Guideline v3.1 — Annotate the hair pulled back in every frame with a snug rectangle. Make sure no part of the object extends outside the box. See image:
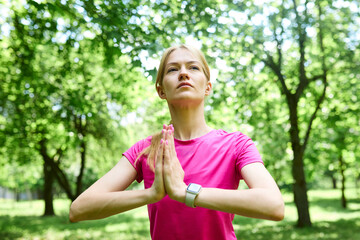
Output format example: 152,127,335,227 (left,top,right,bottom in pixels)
135,44,211,172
